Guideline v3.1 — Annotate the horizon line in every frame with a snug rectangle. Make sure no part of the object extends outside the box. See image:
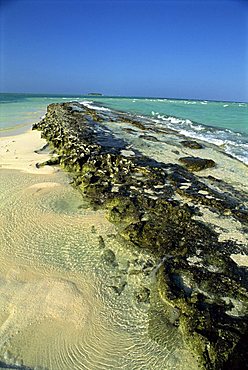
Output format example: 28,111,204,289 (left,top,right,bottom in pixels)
0,91,247,104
